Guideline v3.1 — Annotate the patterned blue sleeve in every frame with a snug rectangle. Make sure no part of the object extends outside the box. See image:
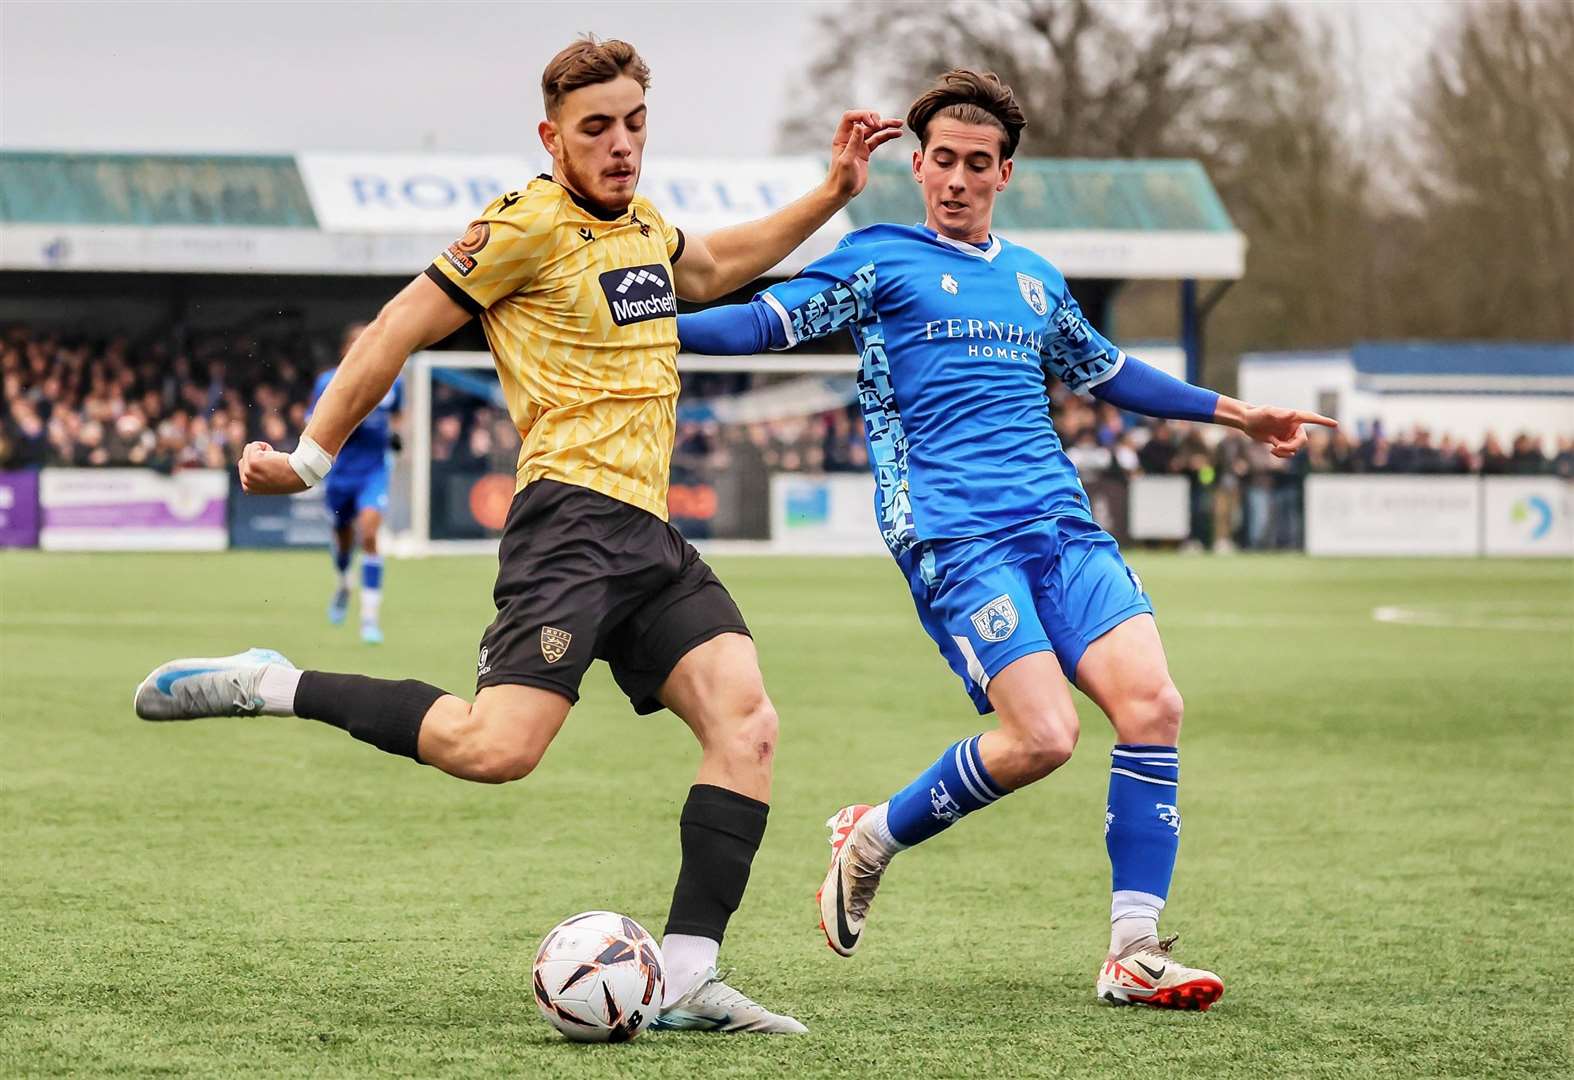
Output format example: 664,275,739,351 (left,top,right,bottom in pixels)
756,237,879,349
1040,288,1126,392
